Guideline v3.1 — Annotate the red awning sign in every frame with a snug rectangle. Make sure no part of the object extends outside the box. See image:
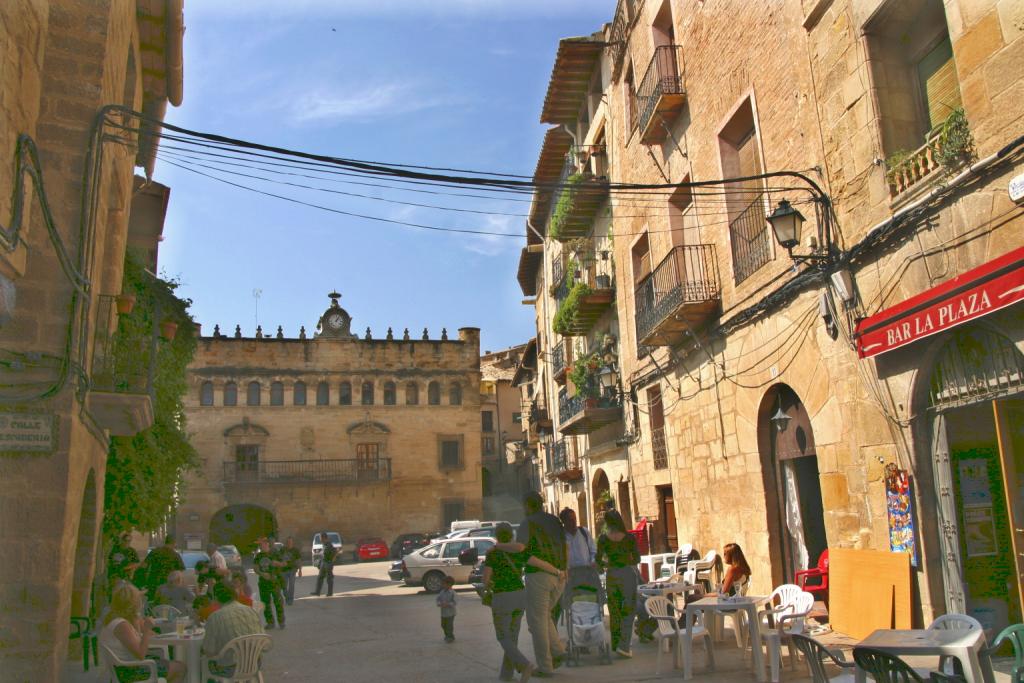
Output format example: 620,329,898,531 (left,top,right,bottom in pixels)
854,246,1024,359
